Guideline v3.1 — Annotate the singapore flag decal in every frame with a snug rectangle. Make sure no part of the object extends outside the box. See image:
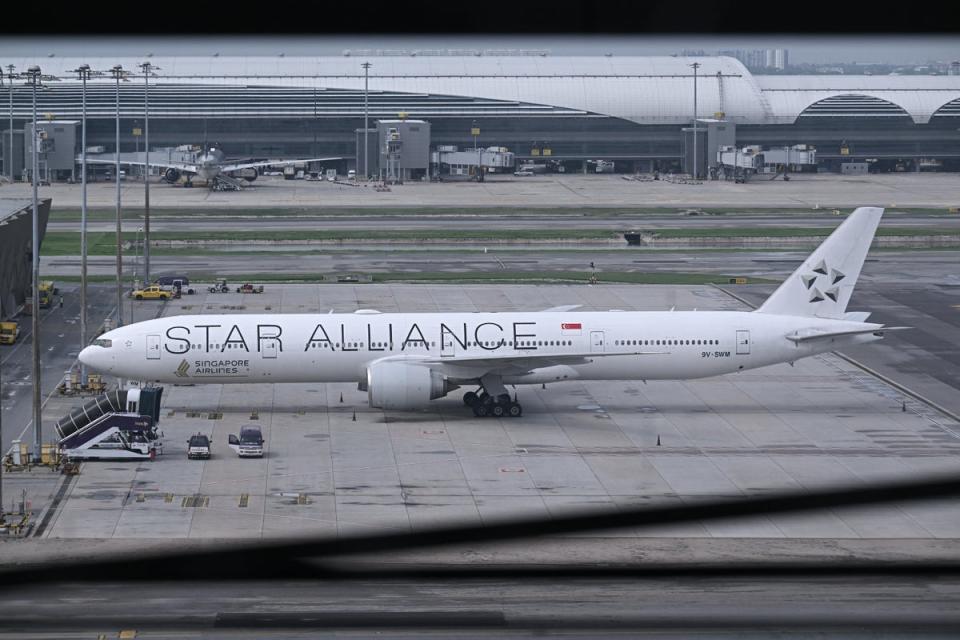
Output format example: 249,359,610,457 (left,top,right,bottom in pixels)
561,321,582,336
